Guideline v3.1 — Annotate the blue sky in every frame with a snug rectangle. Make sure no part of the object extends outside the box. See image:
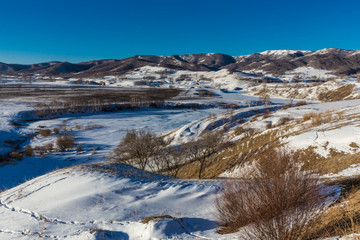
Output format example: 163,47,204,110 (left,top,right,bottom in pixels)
0,0,359,64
